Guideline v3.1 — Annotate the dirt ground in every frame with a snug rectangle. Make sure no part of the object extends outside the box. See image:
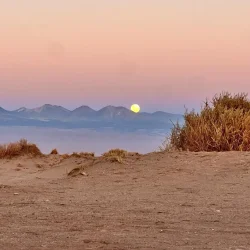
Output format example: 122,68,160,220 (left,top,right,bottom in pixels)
1,151,250,250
